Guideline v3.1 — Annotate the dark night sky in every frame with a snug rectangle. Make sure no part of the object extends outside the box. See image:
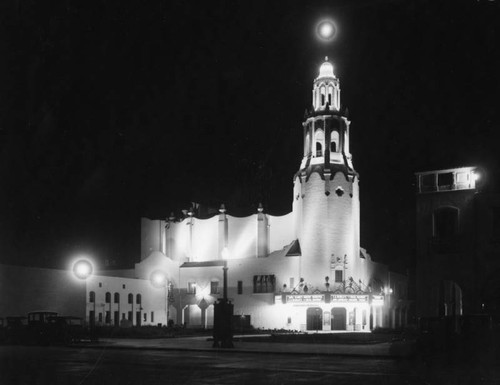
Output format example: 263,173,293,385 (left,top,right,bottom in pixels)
0,0,498,272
